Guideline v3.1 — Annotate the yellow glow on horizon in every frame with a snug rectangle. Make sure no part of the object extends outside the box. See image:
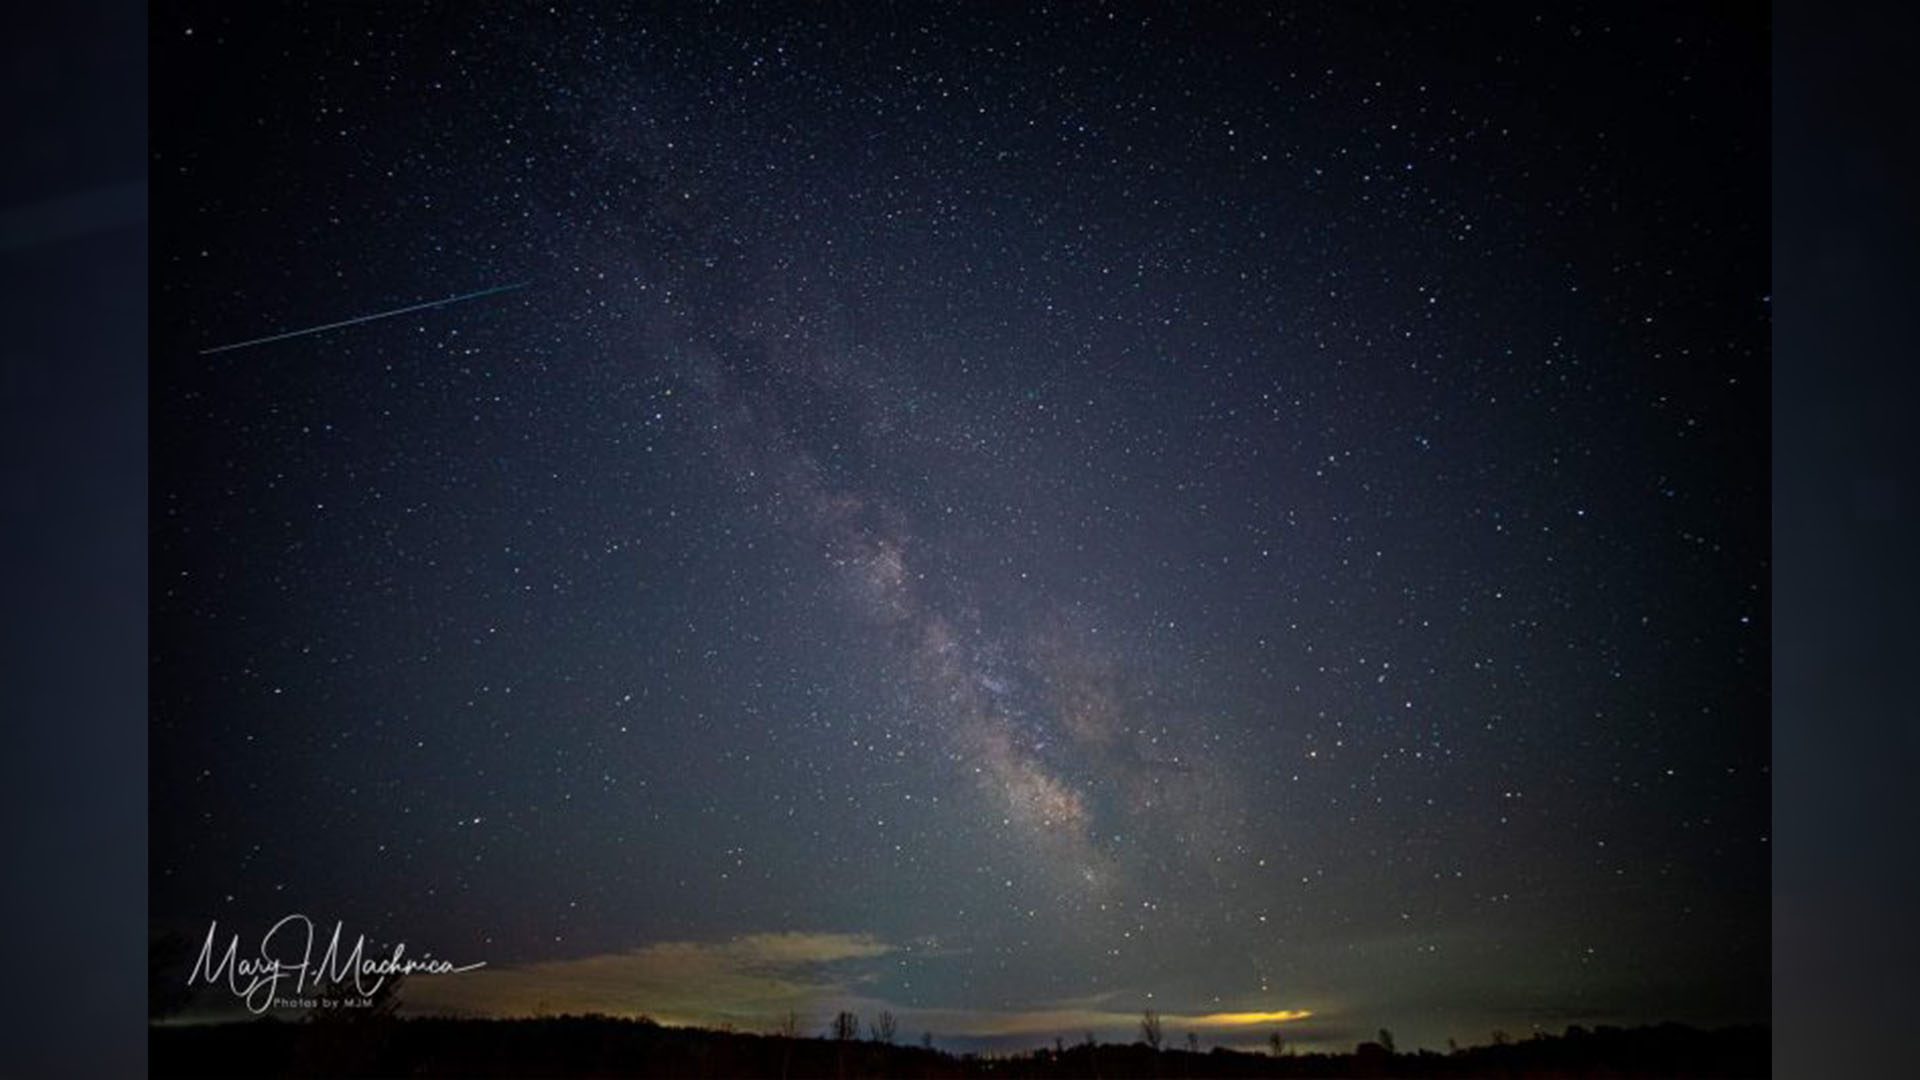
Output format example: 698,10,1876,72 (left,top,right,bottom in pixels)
1184,1009,1314,1028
